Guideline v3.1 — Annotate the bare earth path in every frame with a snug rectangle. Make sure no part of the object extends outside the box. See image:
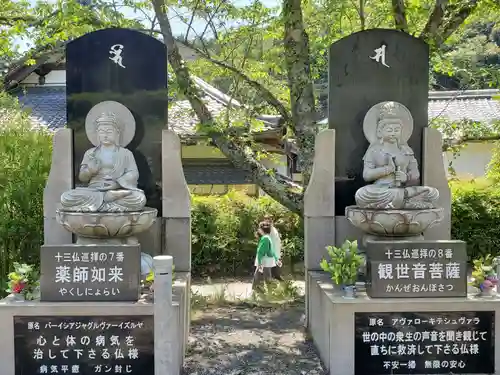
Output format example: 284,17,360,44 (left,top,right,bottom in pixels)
182,302,327,375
